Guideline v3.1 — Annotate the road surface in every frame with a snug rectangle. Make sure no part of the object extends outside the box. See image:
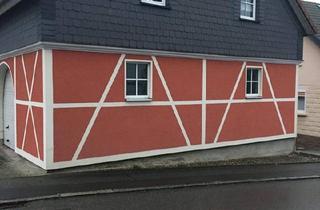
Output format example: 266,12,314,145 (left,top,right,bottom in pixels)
11,178,320,210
